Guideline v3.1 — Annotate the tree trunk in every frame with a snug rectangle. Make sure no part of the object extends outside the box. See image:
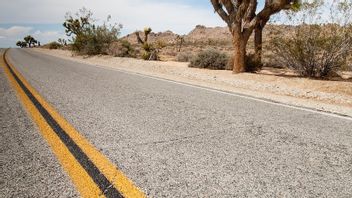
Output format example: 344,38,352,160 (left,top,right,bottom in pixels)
254,18,268,67
232,32,247,73
254,26,263,65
